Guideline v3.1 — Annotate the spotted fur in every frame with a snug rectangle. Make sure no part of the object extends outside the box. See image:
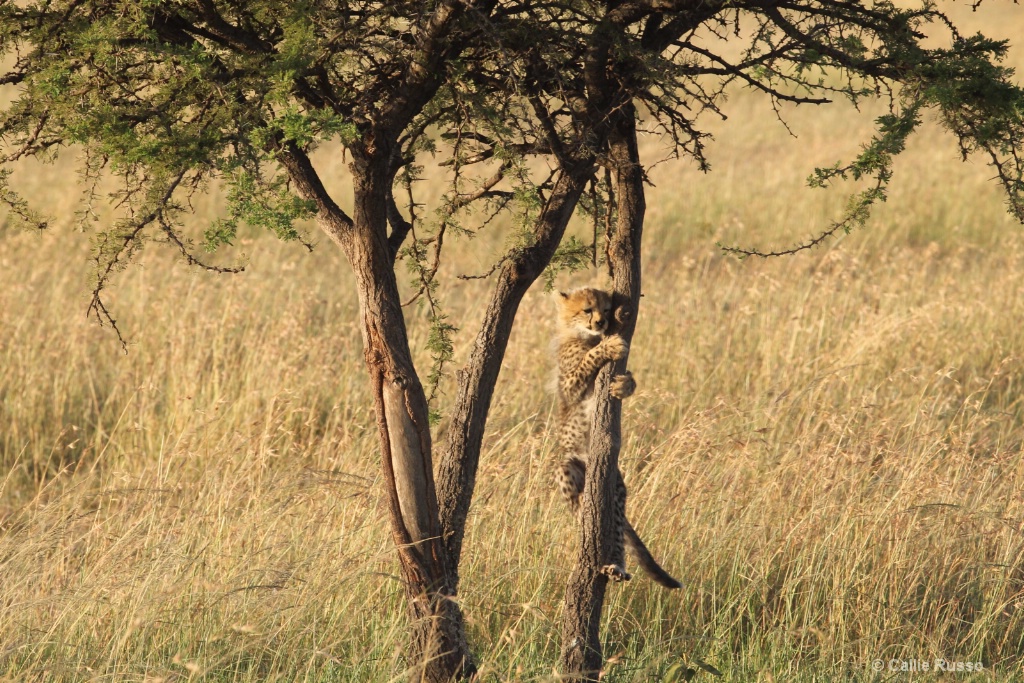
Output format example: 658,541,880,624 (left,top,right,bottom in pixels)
553,287,681,589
